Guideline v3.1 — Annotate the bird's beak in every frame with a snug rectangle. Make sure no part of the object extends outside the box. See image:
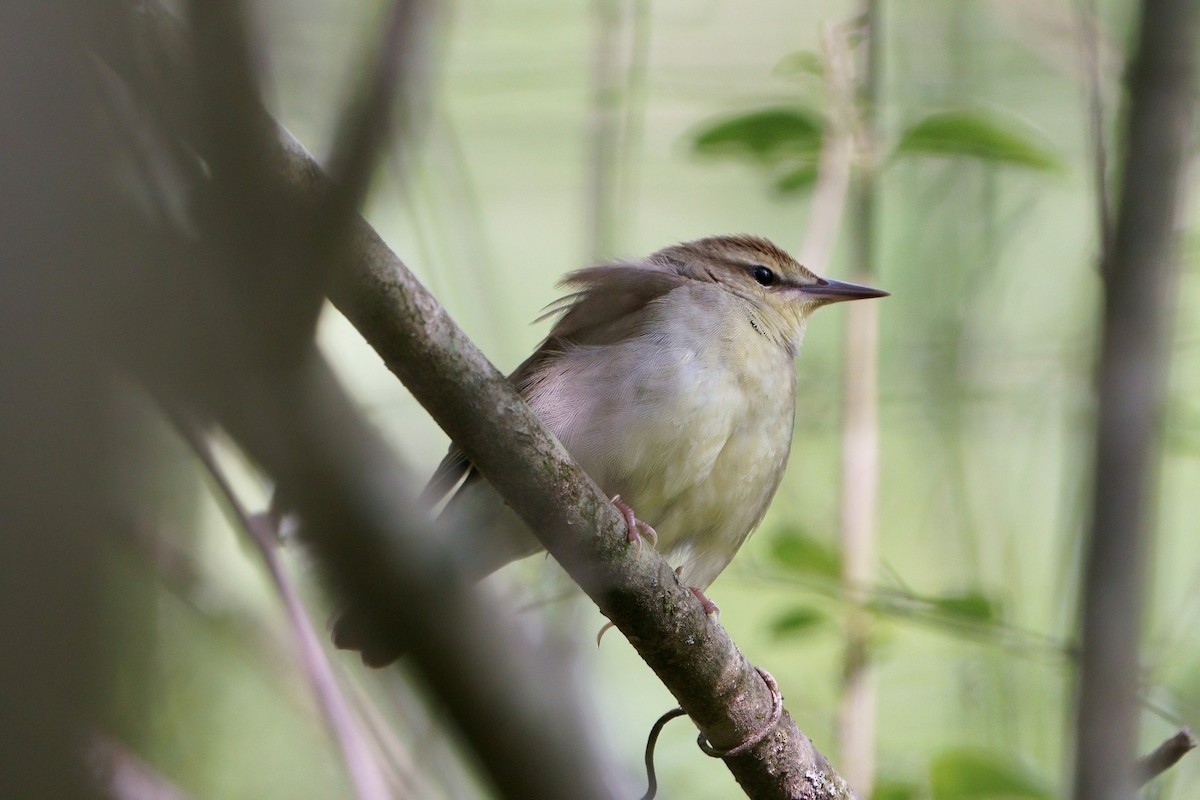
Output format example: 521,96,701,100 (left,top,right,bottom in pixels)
799,277,889,304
